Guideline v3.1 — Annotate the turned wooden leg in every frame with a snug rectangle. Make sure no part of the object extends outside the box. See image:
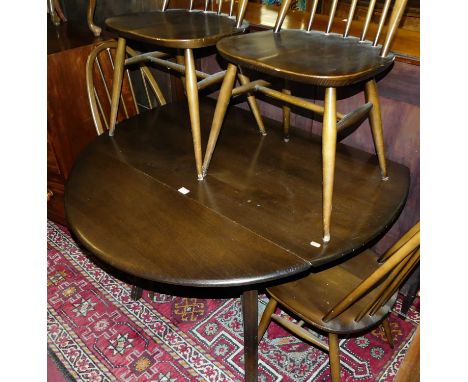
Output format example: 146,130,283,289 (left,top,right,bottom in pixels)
322,87,337,243
53,0,67,22
108,38,126,136
202,63,238,177
258,298,277,341
242,290,258,382
48,0,61,25
131,286,143,301
237,72,266,136
382,317,394,348
282,87,291,142
184,49,203,180
365,79,388,180
176,52,186,89
87,0,102,37
328,333,341,382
